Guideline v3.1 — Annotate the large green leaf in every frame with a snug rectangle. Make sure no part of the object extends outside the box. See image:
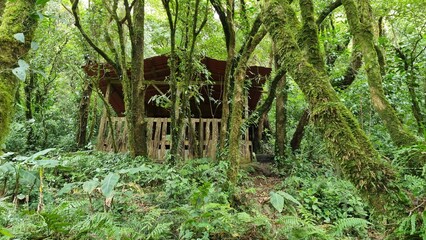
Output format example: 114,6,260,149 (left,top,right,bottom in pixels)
0,162,14,175
83,179,99,194
31,41,39,50
29,148,55,161
34,160,59,168
118,165,151,174
101,173,120,198
270,191,284,213
19,169,37,185
58,183,78,196
277,191,302,206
